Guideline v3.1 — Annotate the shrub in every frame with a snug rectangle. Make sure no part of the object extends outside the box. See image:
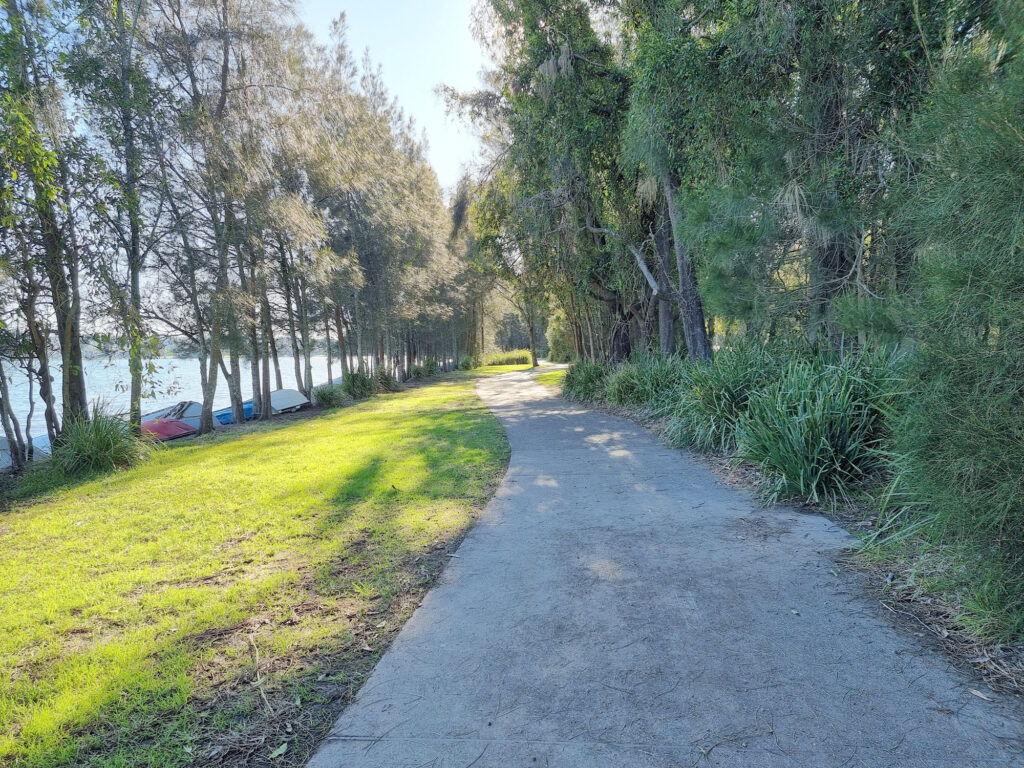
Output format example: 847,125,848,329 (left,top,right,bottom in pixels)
457,354,480,370
52,414,152,475
562,360,610,402
483,349,532,366
423,358,441,376
661,341,778,451
375,369,402,392
603,353,690,409
312,383,352,408
735,350,904,504
545,312,576,363
340,370,378,399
